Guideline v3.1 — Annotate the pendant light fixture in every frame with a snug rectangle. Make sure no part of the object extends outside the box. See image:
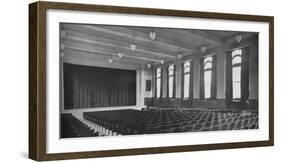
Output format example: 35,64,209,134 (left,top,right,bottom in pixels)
177,47,182,59
147,63,151,68
130,36,136,51
60,43,65,50
60,29,66,38
200,38,206,53
149,30,156,40
108,56,113,63
118,45,123,58
235,33,242,43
